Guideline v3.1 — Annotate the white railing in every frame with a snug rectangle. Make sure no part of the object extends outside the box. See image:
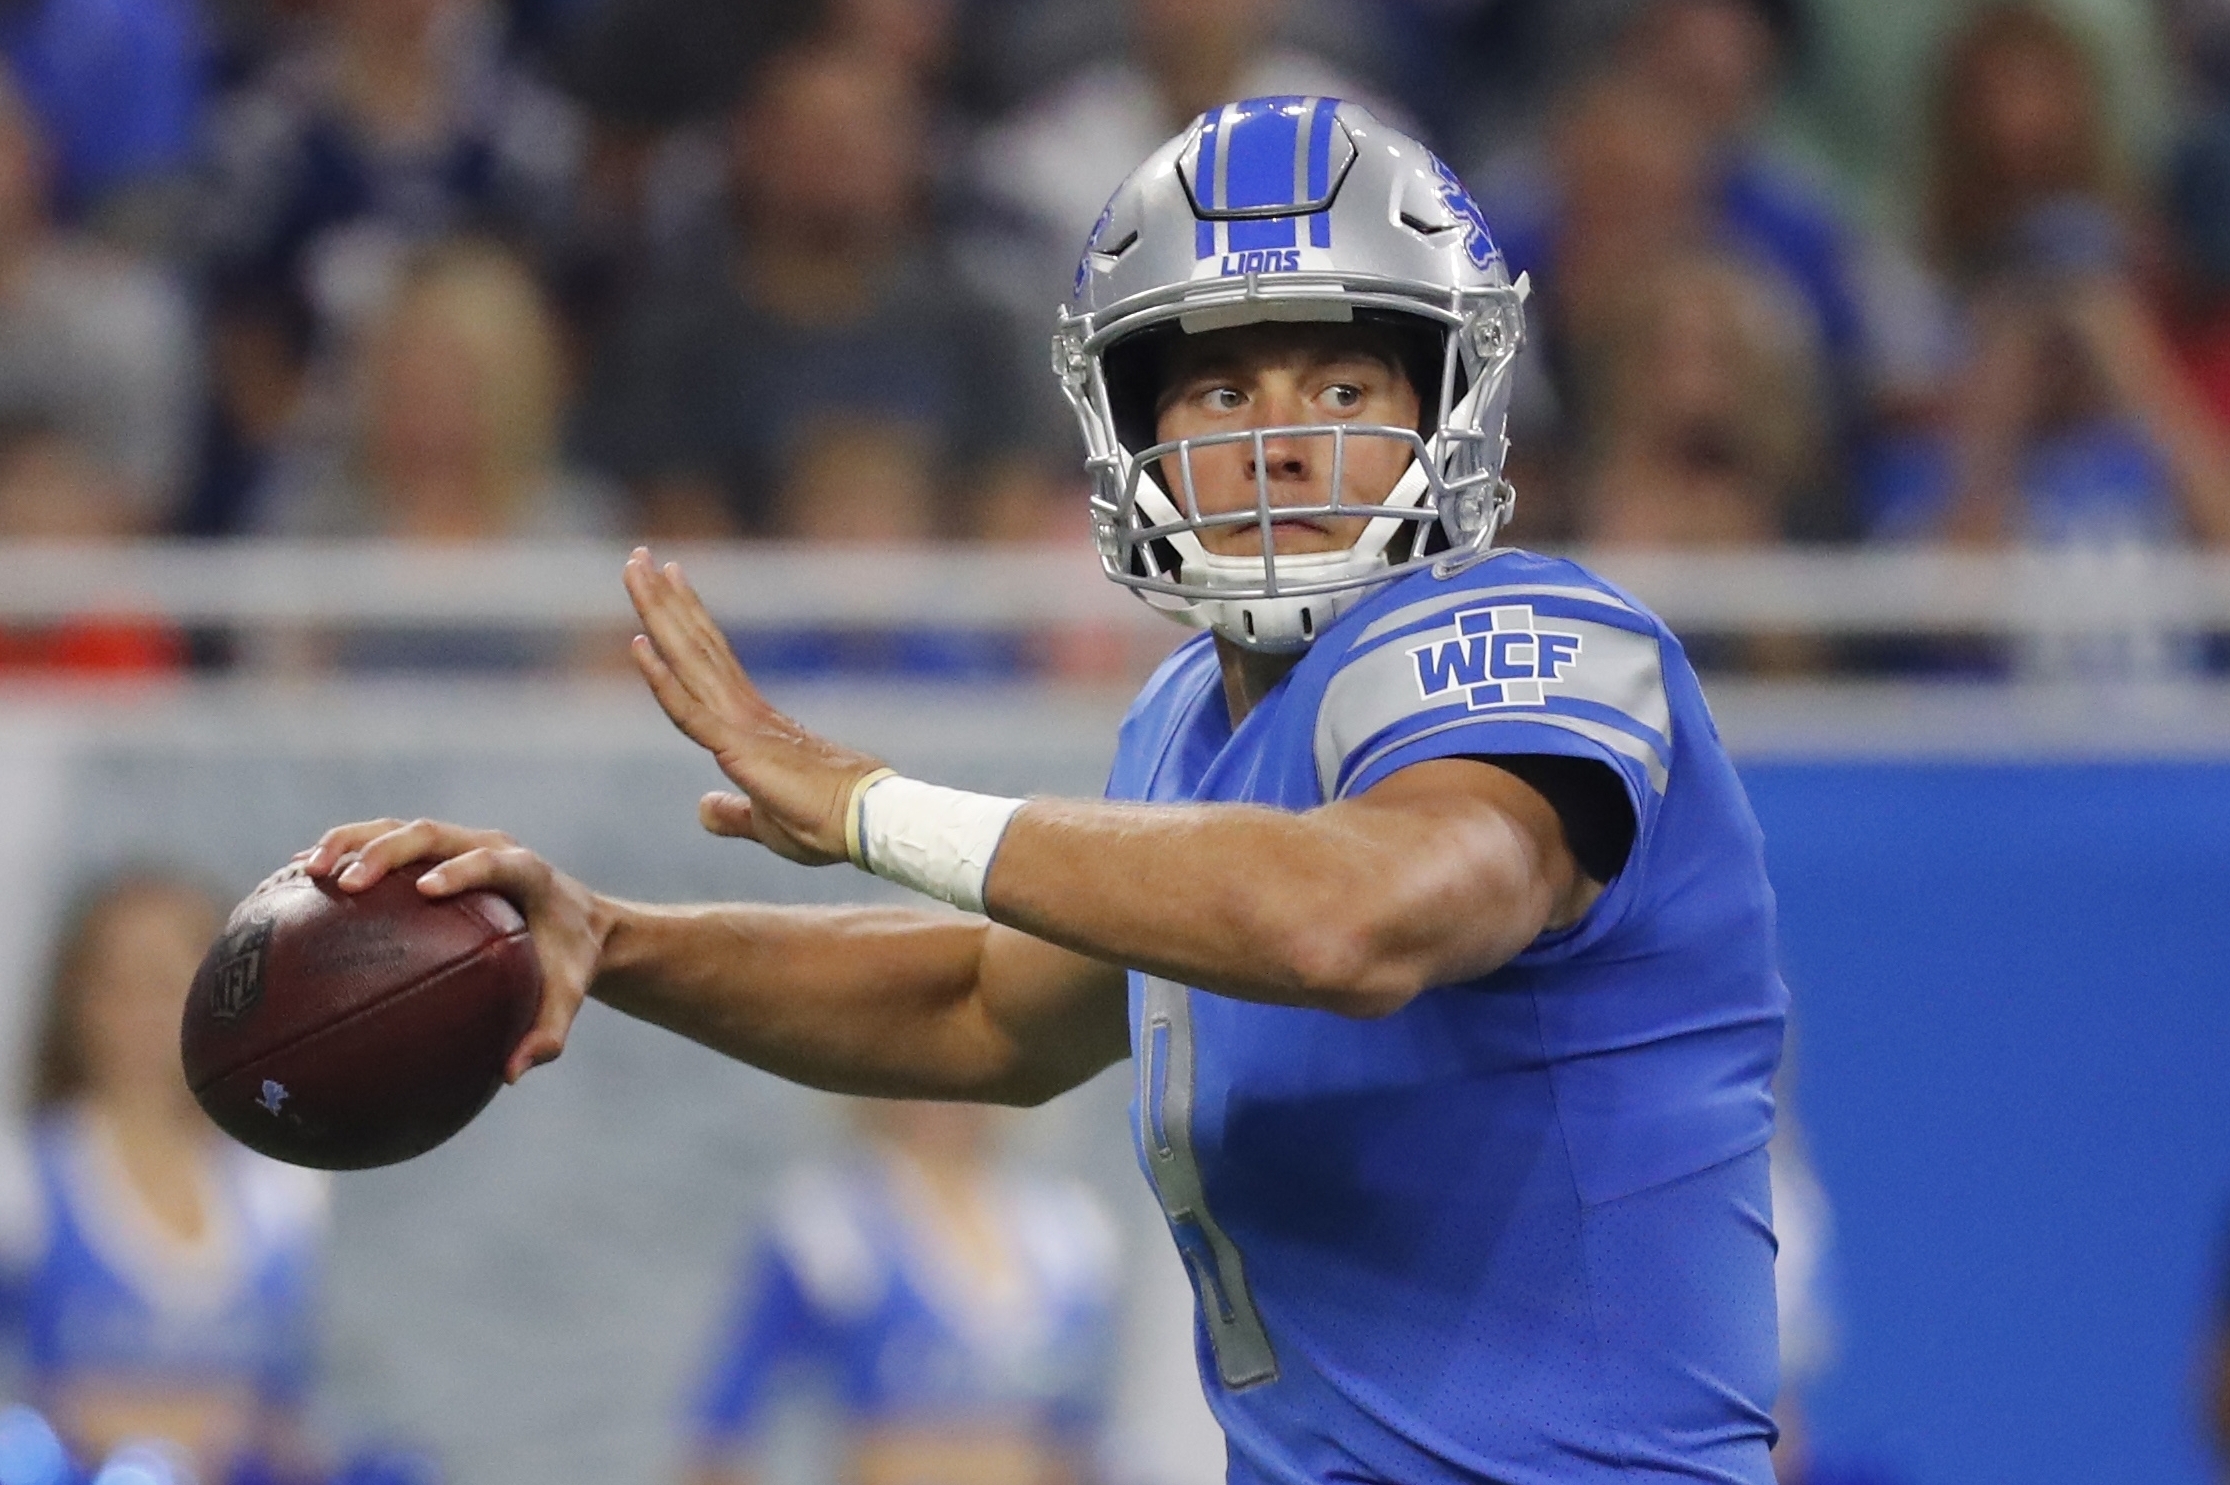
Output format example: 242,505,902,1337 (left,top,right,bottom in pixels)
4,540,2230,635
